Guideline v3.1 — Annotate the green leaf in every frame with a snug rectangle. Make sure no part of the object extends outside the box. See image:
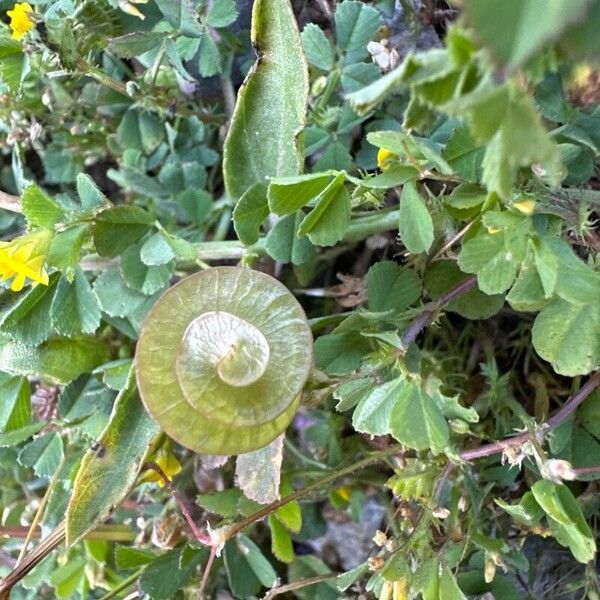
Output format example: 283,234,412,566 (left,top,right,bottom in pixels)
93,268,148,318
115,546,156,570
205,0,238,28
108,32,165,58
223,539,263,597
0,38,29,93
198,31,222,77
0,422,45,447
442,126,484,182
337,562,369,592
50,269,102,337
0,372,31,432
21,184,66,228
481,91,562,200
334,378,374,412
341,62,381,93
389,380,449,453
238,534,278,588
353,378,405,436
495,491,544,527
0,274,60,345
18,432,64,478
154,0,204,37
268,172,333,215
76,173,108,210
301,24,334,70
315,331,370,375
314,140,353,171
66,368,160,545
139,233,176,266
367,260,422,312
269,514,295,563
532,298,600,376
233,182,269,245
288,556,337,600
458,225,528,294
0,337,109,383
92,206,154,258
197,488,242,518
47,226,88,271
121,244,173,296
139,546,206,599
463,0,592,69
265,212,315,265
223,0,309,199
399,181,434,254
425,260,504,320
297,175,351,246
334,0,380,56
531,480,596,563
440,565,467,600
